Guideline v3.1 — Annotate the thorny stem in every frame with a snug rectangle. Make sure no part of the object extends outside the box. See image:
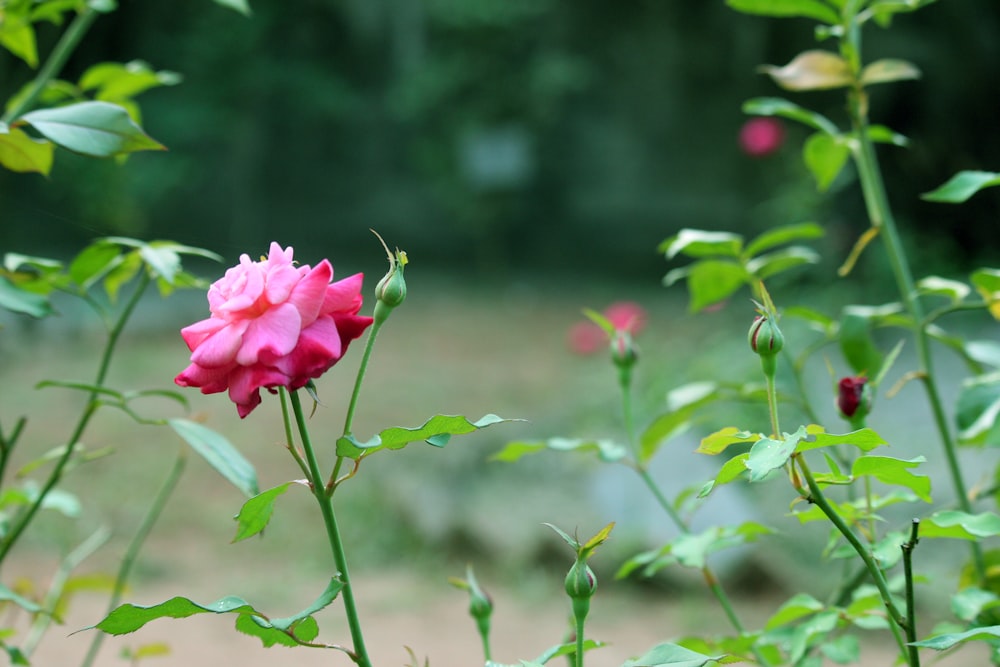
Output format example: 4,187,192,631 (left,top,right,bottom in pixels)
0,272,151,565
290,390,372,667
841,6,984,584
80,451,186,667
902,519,922,667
